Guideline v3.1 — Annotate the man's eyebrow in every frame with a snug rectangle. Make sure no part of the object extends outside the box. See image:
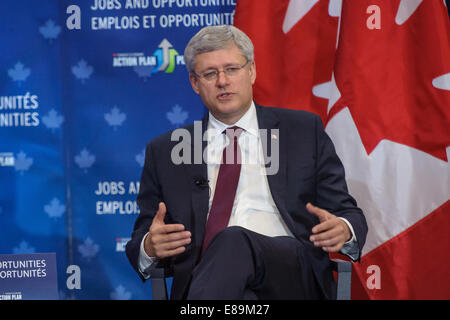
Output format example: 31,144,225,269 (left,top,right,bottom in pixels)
200,62,244,72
